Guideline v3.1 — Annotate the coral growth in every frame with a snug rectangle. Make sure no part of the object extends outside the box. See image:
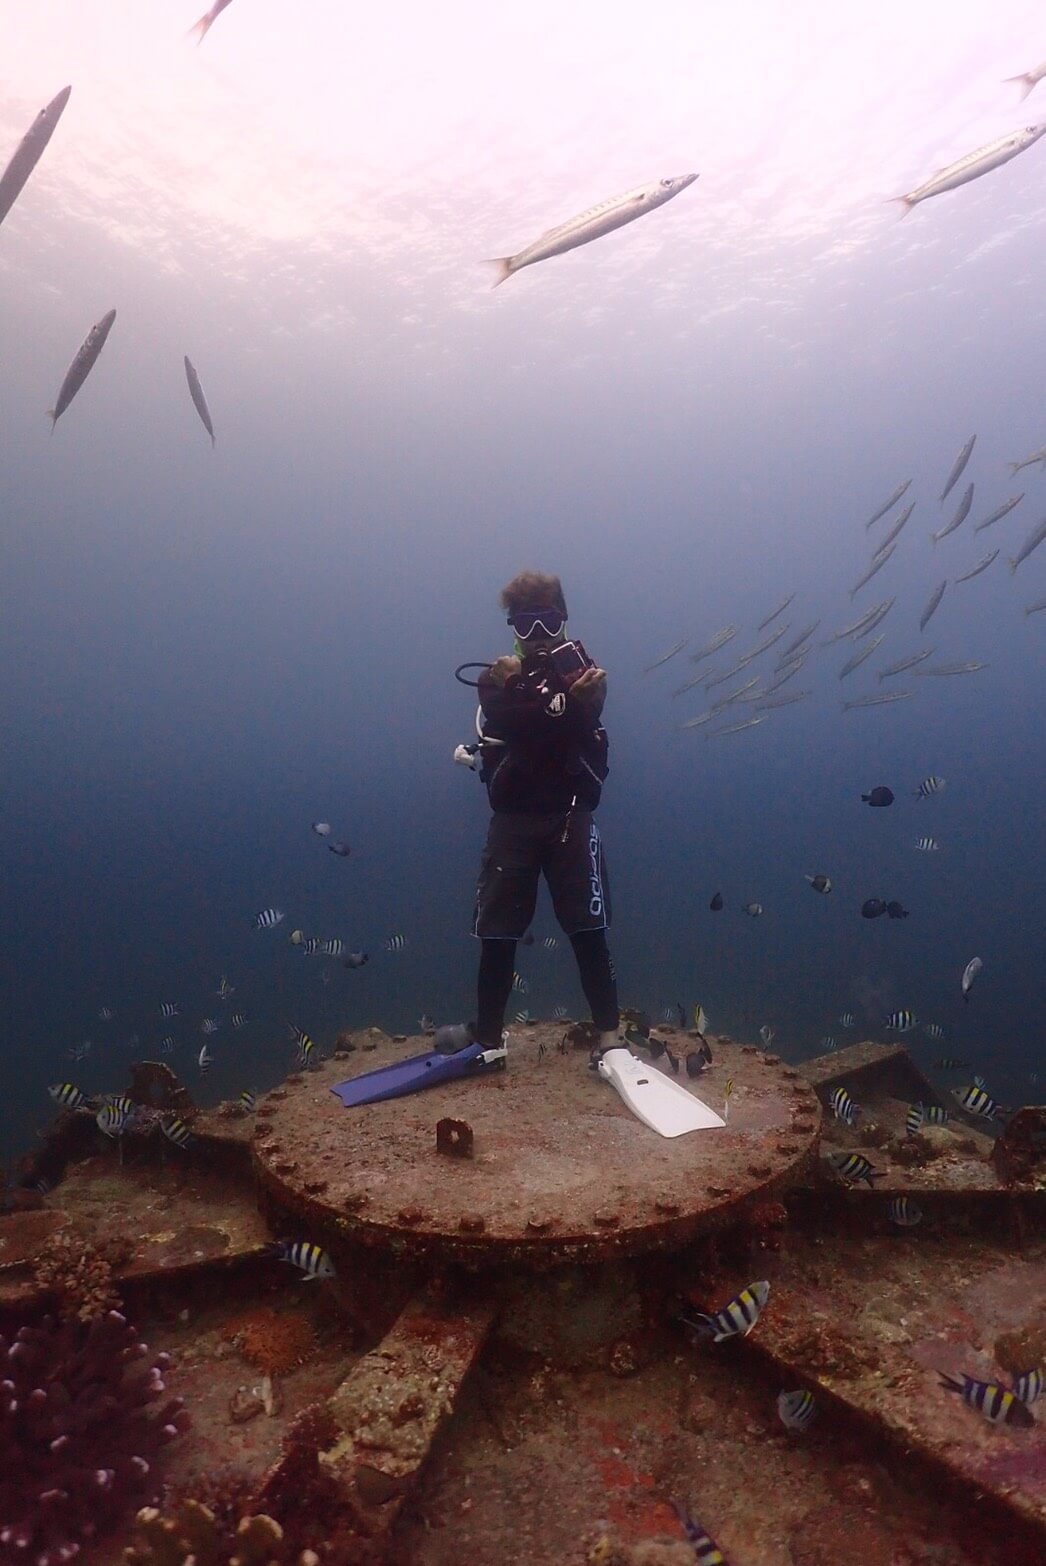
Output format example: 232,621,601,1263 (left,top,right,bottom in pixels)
0,1310,189,1566
31,1228,133,1322
224,1308,318,1376
125,1500,320,1565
